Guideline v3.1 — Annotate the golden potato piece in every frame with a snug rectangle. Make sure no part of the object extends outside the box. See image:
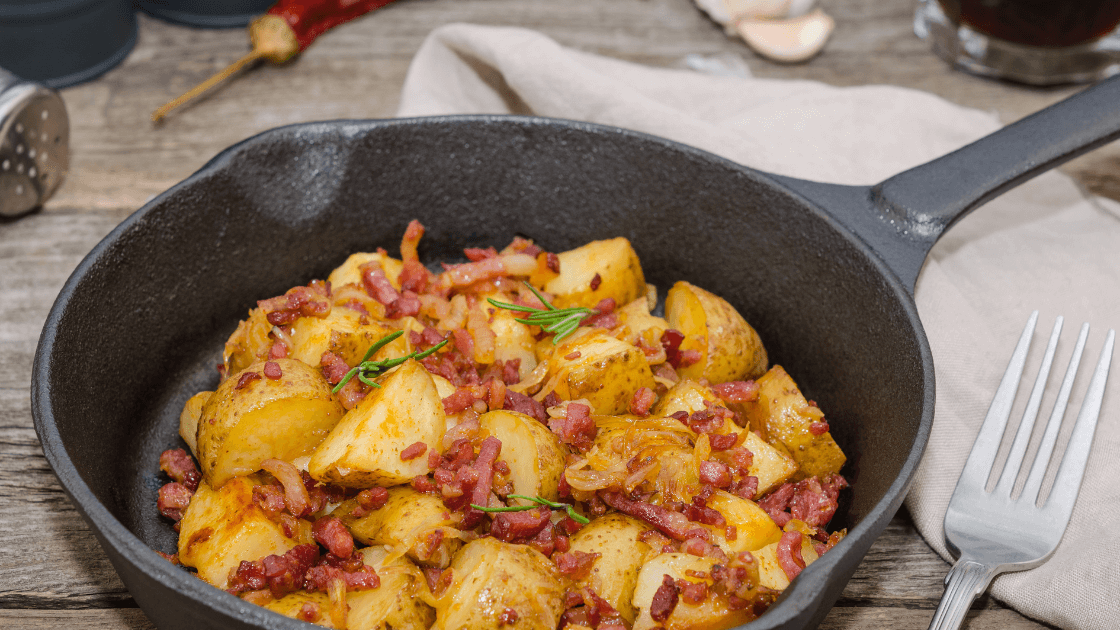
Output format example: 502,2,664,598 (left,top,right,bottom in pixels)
479,410,567,503
542,328,655,415
263,591,338,628
197,359,344,488
740,431,798,496
632,553,771,630
178,390,212,459
486,304,539,379
349,547,437,630
612,298,669,362
665,281,768,383
328,251,404,290
308,359,445,487
704,490,782,553
178,476,313,589
434,537,565,630
223,307,273,378
742,365,845,480
567,513,653,622
338,486,462,568
544,237,646,310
